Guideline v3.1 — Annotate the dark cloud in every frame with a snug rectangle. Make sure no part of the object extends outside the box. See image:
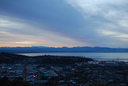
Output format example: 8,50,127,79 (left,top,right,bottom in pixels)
0,0,85,31
0,0,128,47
